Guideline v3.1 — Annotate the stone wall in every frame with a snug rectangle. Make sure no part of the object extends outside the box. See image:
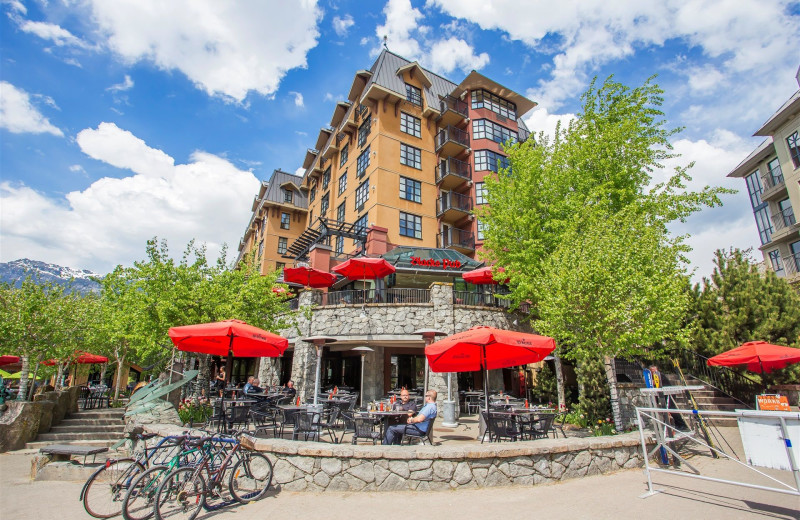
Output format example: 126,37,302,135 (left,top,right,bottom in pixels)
617,383,650,430
0,386,81,452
